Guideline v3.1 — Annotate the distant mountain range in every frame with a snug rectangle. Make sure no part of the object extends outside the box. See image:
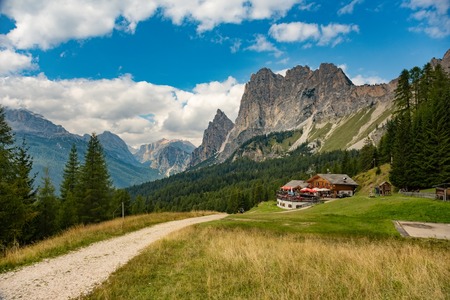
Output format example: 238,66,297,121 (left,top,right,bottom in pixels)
4,108,193,189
